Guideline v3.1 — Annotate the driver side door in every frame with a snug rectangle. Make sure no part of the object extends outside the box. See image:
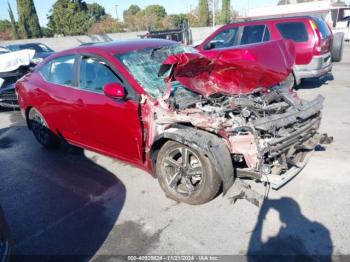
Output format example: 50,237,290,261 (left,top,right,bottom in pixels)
72,55,143,164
